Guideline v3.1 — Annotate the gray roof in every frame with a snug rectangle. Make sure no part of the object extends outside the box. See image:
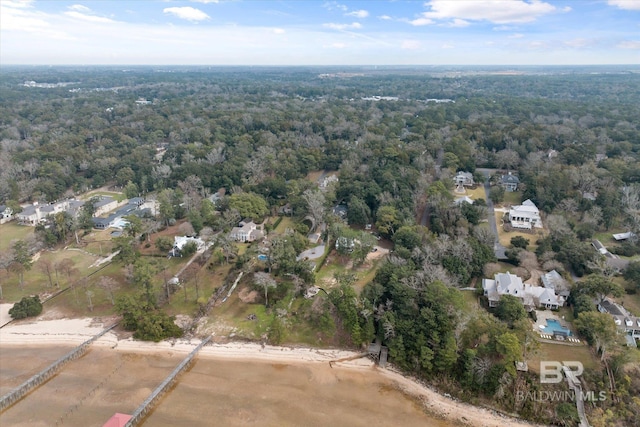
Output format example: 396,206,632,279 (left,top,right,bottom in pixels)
501,174,520,184
93,196,115,208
